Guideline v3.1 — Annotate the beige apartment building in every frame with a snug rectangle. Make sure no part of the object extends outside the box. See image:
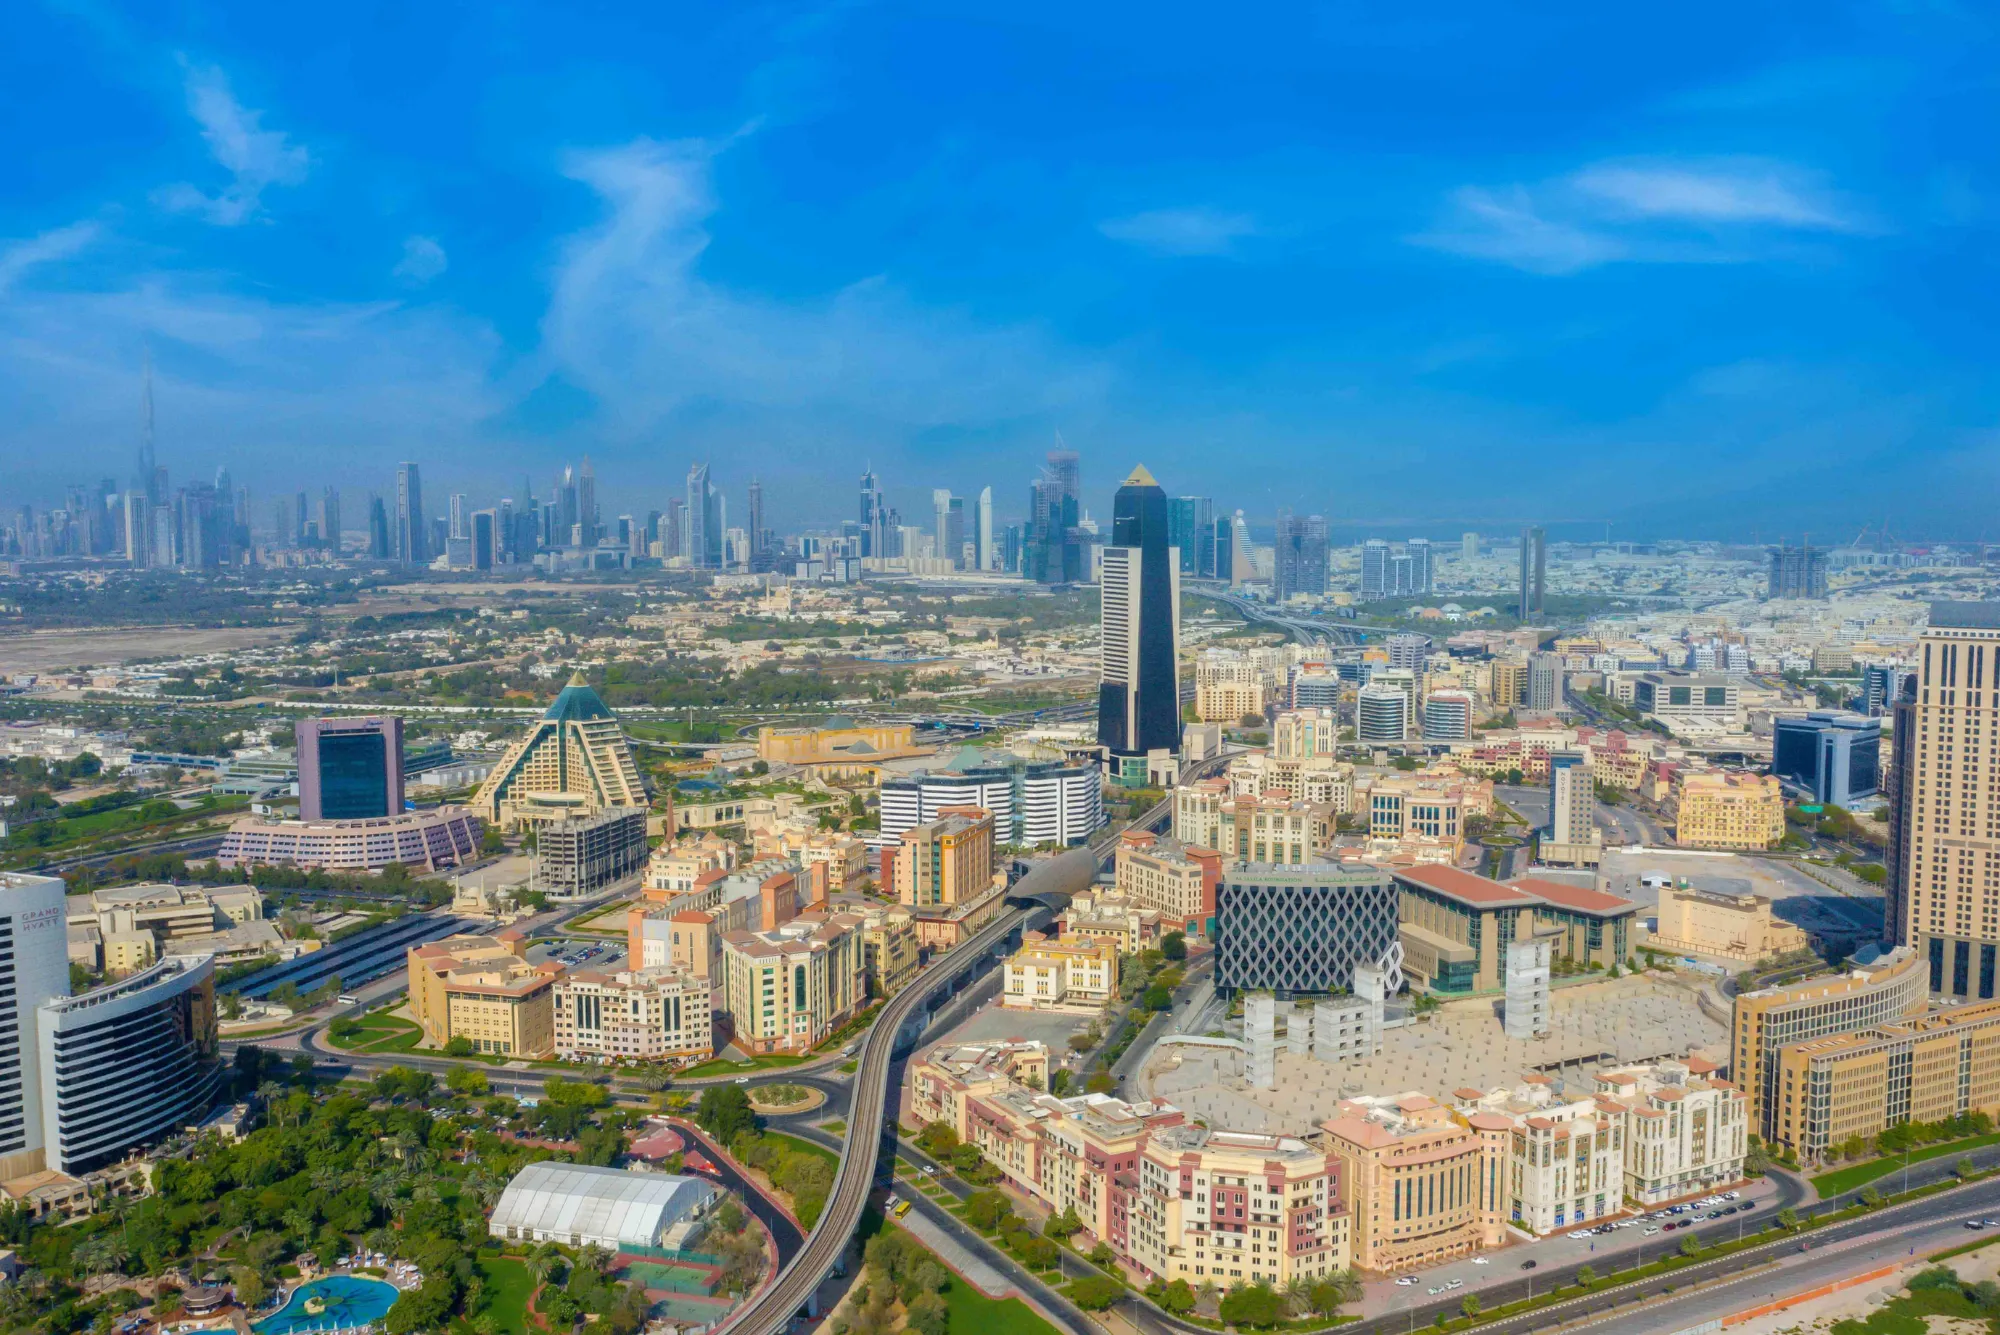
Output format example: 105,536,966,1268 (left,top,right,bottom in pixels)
1062,888,1164,953
553,966,713,1063
1128,1124,1349,1289
860,904,921,996
1229,795,1336,866
642,833,737,898
1354,772,1494,866
1647,880,1809,963
1173,778,1231,848
1272,708,1340,760
1002,935,1119,1012
407,932,563,1058
721,911,868,1054
1113,831,1221,936
1731,945,1929,1141
1195,652,1267,724
1317,1093,1508,1273
1594,1059,1748,1205
1770,997,2000,1158
1227,752,1354,812
893,808,995,909
1674,771,1786,850
1449,1080,1626,1235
